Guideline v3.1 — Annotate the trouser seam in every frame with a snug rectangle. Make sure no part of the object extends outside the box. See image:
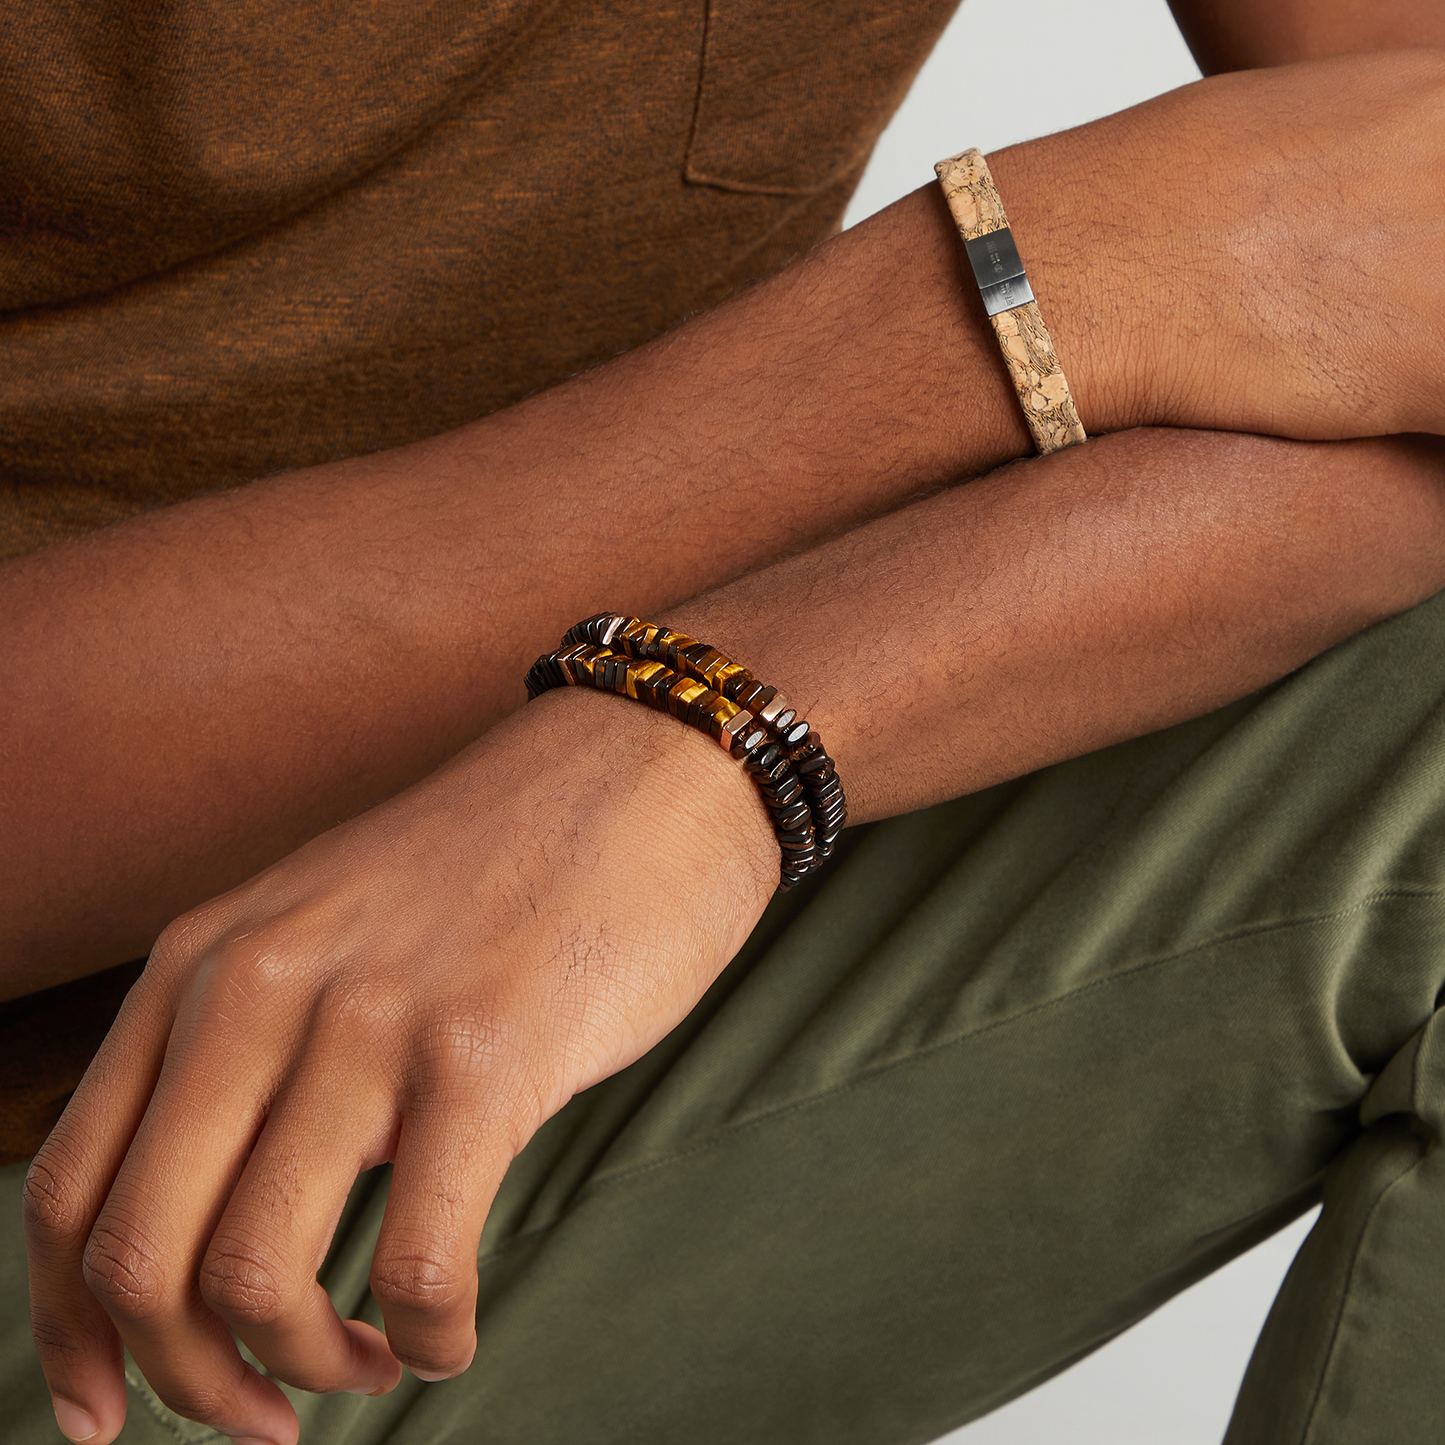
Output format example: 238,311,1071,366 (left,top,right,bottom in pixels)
1298,1147,1426,1445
